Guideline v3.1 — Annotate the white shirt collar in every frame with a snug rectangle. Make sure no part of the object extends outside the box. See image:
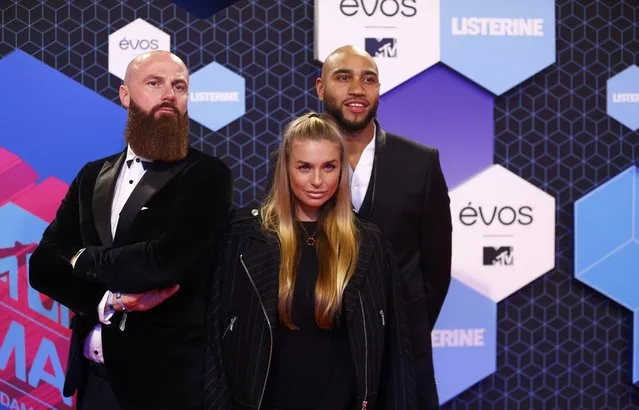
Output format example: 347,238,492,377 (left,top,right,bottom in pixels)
126,145,153,163
349,123,377,212
348,123,377,173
